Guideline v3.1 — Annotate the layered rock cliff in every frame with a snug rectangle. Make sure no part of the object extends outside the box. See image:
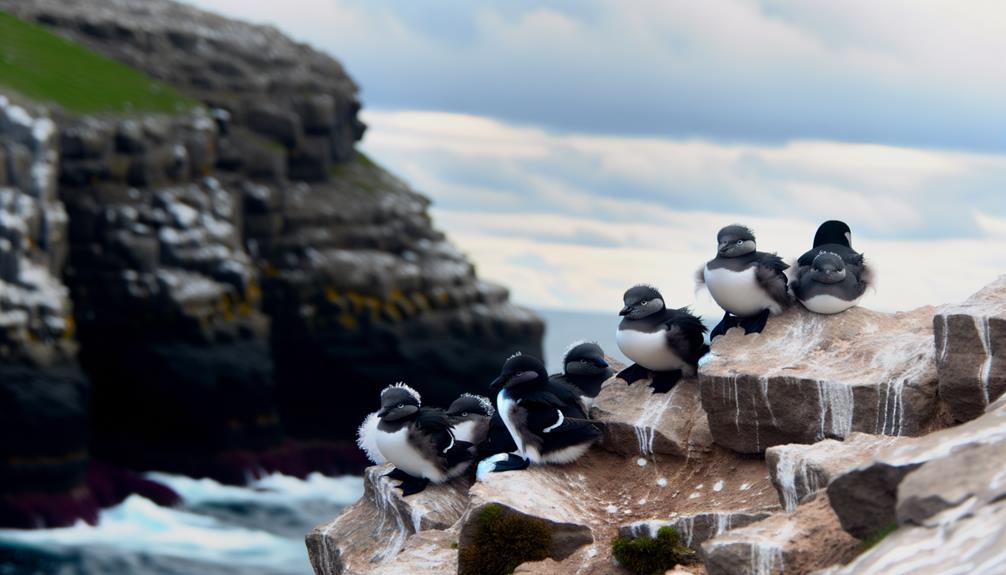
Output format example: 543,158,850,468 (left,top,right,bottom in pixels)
0,0,541,527
309,278,1005,575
